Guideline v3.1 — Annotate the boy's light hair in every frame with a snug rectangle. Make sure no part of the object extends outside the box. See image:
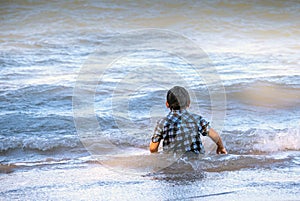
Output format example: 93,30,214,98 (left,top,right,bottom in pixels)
166,86,190,110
